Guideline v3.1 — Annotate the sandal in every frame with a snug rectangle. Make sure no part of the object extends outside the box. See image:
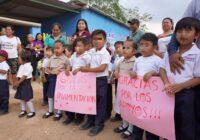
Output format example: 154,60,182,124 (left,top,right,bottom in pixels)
53,113,62,121
121,130,132,139
114,125,128,133
18,111,27,118
43,112,54,119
